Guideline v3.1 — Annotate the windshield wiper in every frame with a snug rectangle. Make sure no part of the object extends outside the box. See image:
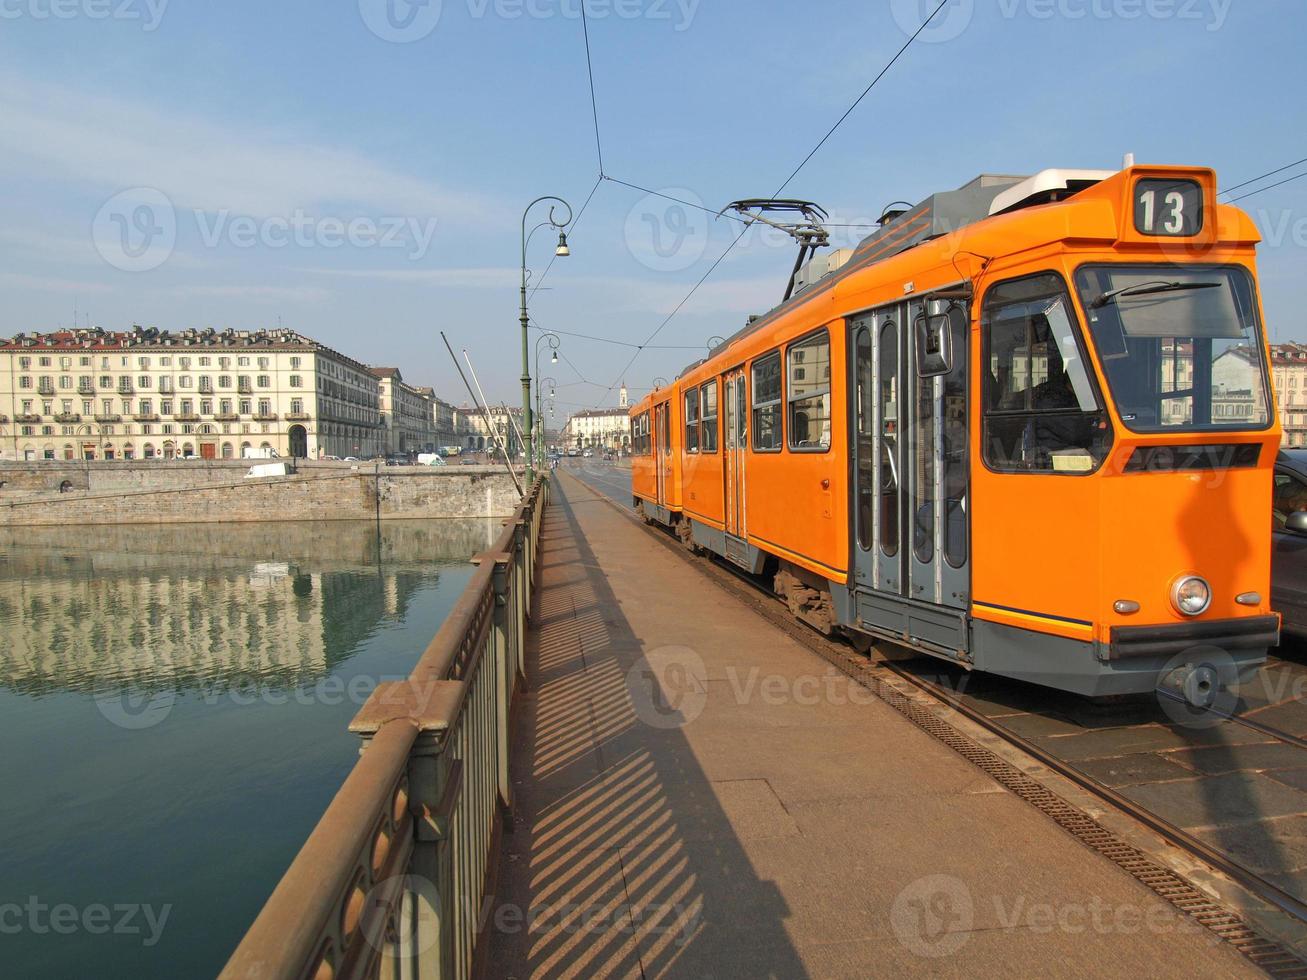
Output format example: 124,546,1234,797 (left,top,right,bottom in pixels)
1090,279,1221,309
